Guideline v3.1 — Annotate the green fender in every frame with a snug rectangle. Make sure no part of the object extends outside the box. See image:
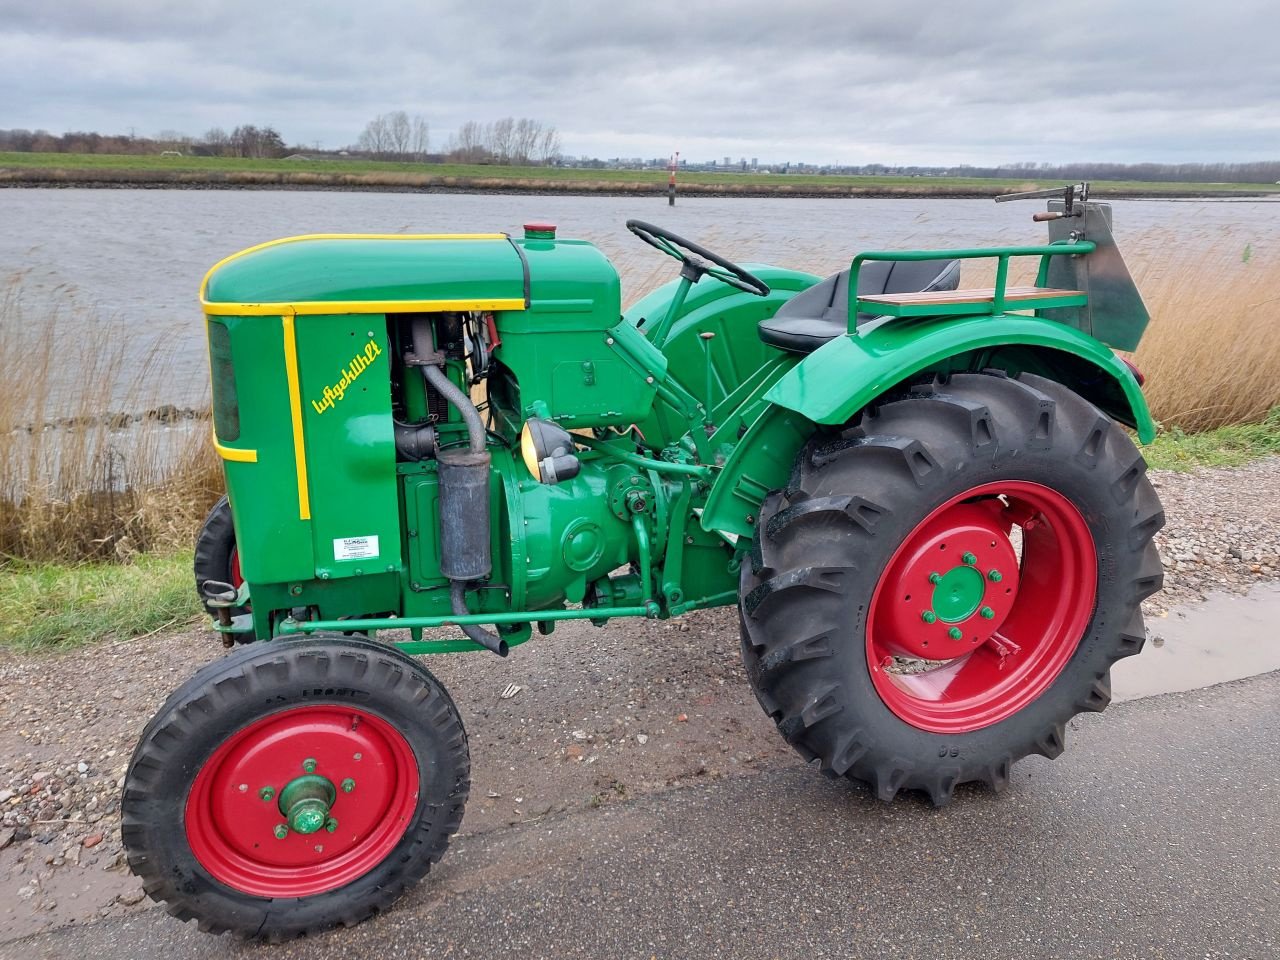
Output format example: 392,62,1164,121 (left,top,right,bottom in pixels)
701,314,1154,540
